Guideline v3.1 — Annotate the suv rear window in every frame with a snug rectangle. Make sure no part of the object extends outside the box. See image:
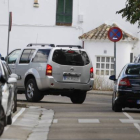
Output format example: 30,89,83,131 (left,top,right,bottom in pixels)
33,49,50,63
126,65,140,75
52,50,90,66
